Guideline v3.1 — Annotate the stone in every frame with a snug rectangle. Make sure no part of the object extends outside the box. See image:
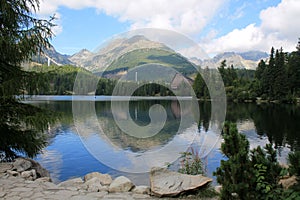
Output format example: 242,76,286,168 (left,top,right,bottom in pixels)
214,185,222,194
279,175,298,189
108,176,134,193
25,158,50,178
84,172,112,185
132,185,150,195
35,177,51,182
81,177,105,192
6,170,19,176
0,192,7,198
0,163,13,173
149,167,212,197
58,177,84,188
21,170,33,179
13,158,32,172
